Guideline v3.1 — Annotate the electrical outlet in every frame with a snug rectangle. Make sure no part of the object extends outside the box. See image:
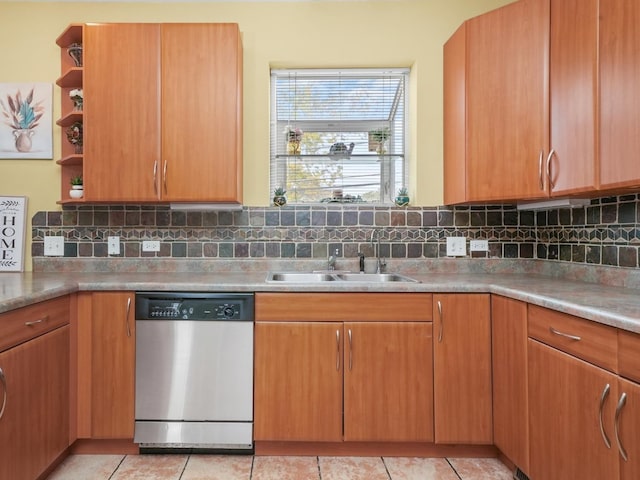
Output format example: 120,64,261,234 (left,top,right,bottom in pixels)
470,239,489,252
108,236,120,255
142,240,160,252
44,235,65,256
446,237,466,257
